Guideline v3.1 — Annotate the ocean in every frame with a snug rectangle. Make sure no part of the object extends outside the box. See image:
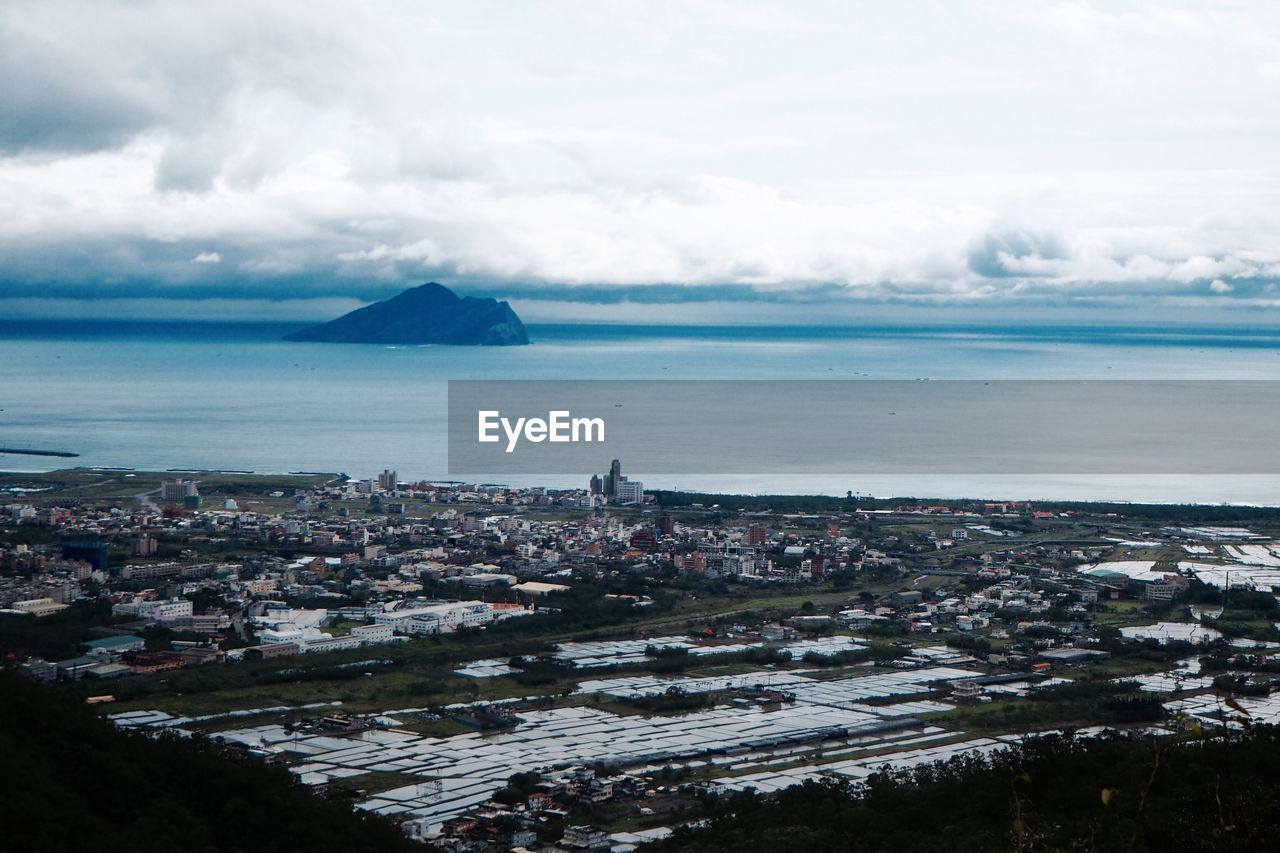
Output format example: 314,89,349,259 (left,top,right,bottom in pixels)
3,320,1280,503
